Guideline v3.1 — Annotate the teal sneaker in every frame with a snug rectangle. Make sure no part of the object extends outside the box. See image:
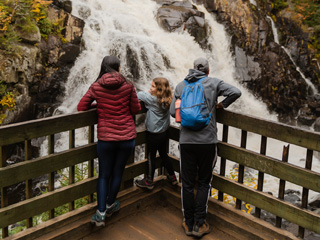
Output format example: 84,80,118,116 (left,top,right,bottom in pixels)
91,210,106,227
106,200,120,217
